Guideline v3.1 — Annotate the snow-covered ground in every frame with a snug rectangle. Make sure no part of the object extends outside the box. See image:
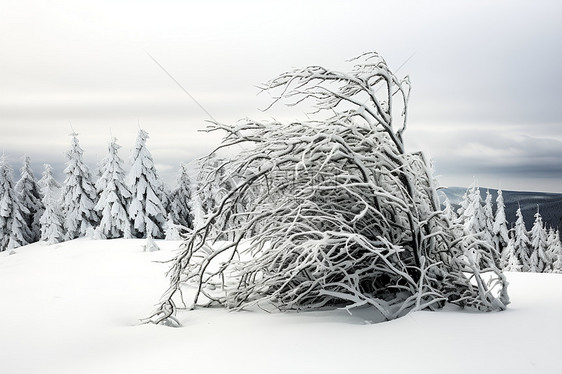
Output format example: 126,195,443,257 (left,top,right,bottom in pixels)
1,239,561,374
